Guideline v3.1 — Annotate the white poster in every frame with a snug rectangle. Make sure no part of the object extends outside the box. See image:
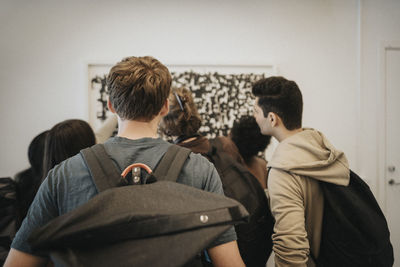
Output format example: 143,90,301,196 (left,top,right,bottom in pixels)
88,63,276,138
